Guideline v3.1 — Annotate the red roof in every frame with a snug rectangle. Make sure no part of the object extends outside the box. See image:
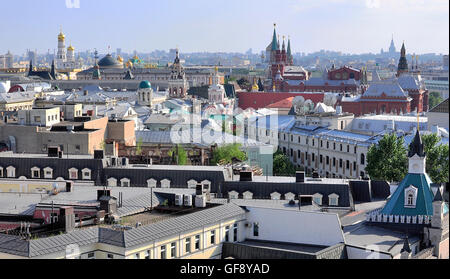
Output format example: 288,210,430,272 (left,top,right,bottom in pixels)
238,92,325,110
266,97,294,109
